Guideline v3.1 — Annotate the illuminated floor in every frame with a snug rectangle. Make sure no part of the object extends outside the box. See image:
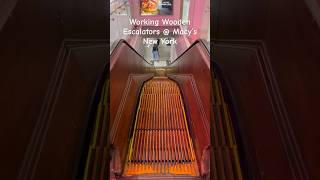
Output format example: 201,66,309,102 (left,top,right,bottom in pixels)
123,77,199,177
